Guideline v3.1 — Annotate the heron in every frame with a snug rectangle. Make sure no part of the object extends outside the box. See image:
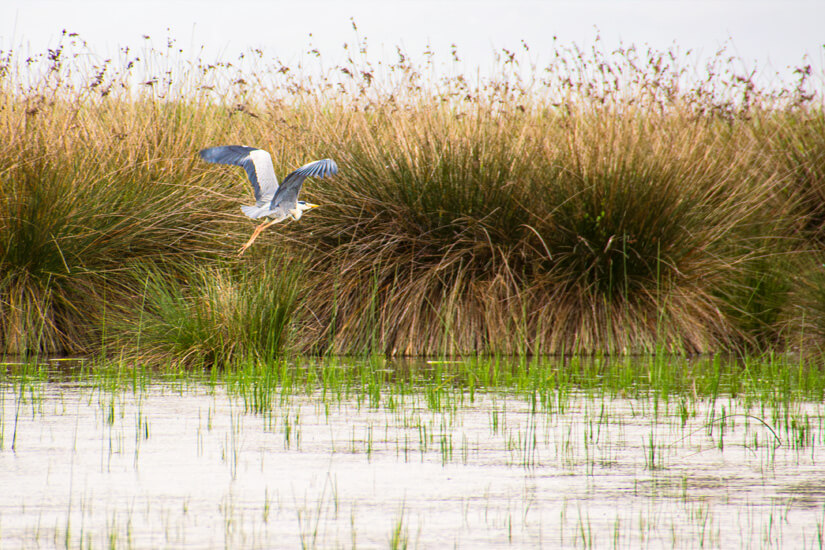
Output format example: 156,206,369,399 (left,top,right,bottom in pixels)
199,145,338,254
